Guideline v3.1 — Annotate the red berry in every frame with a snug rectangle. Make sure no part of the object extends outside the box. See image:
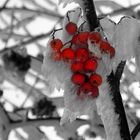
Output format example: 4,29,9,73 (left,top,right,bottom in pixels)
100,40,111,53
72,32,89,47
71,62,83,72
89,73,102,86
61,48,75,61
75,48,89,62
71,34,78,45
71,73,85,85
50,39,63,52
84,58,98,72
79,82,93,94
90,86,99,98
78,32,90,46
88,32,101,44
108,46,115,58
65,22,77,35
52,51,61,61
